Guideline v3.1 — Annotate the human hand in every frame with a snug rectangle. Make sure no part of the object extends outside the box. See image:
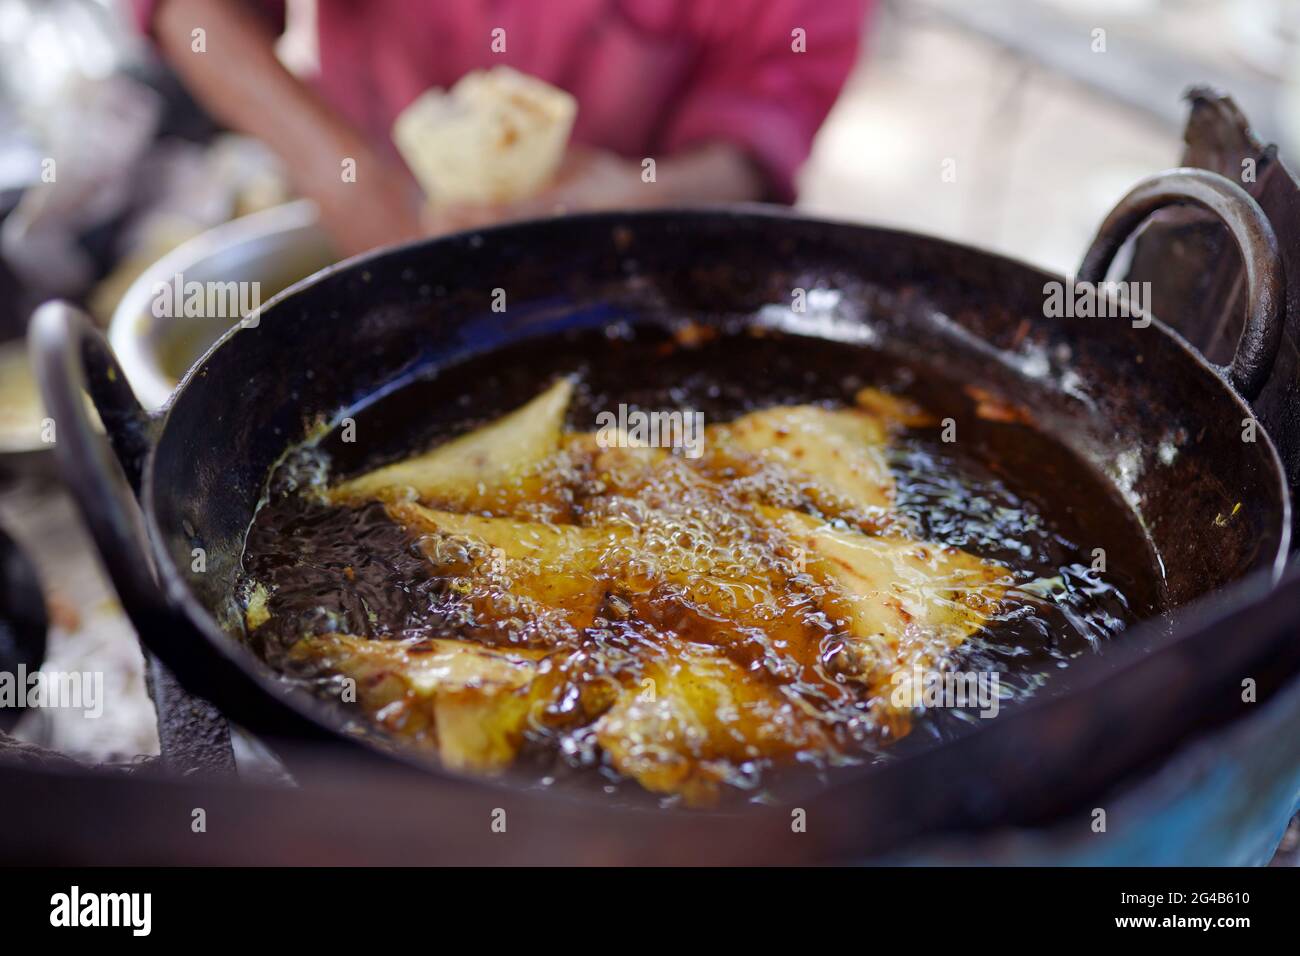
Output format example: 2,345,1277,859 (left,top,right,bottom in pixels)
423,146,649,236
310,159,426,258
